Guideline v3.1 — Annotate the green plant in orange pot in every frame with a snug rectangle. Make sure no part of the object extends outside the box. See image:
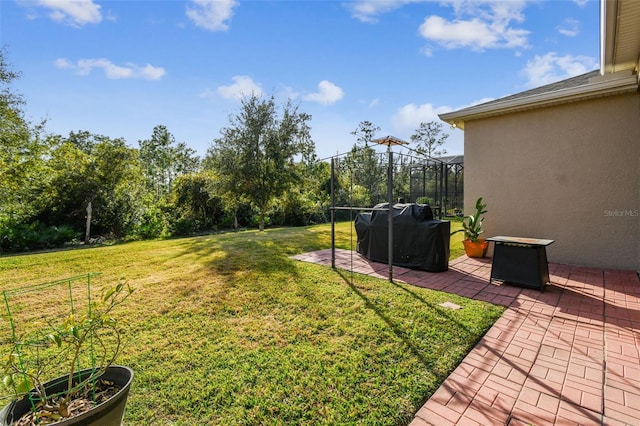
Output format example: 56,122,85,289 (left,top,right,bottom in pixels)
452,197,489,258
